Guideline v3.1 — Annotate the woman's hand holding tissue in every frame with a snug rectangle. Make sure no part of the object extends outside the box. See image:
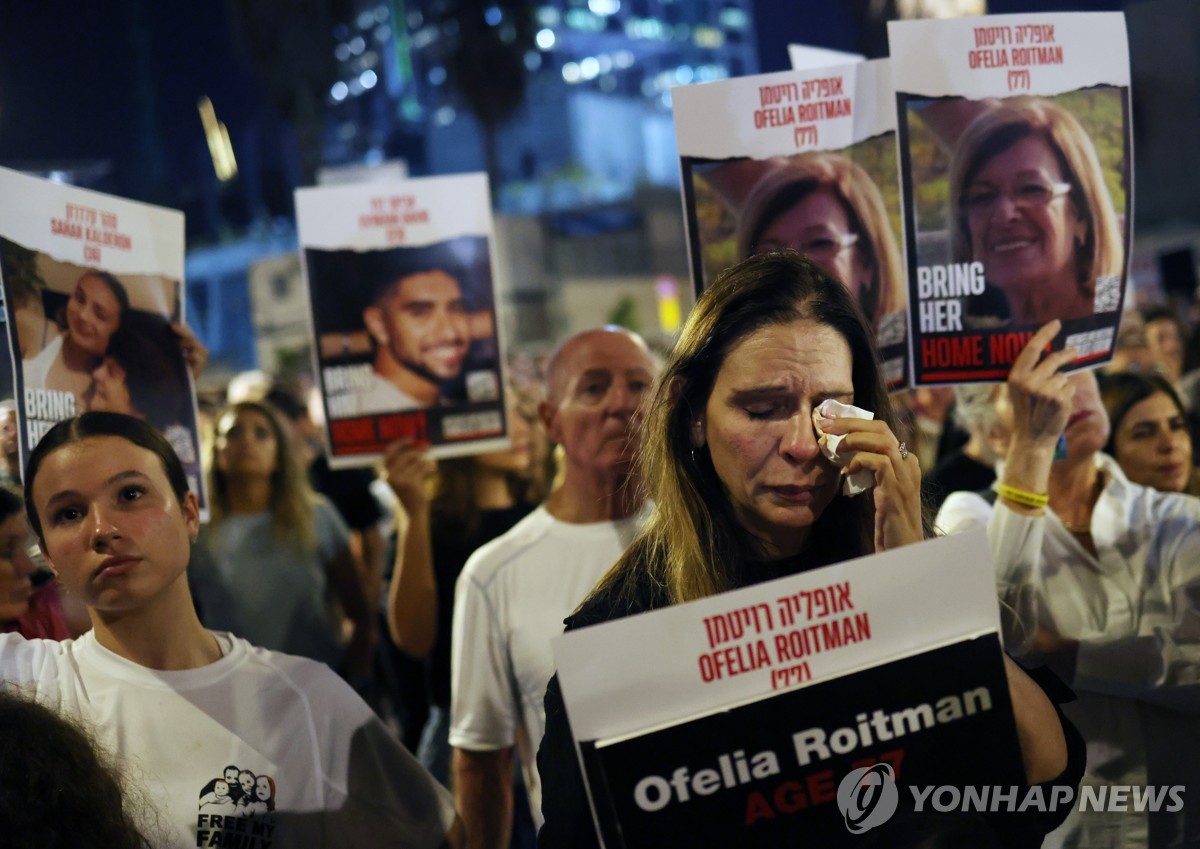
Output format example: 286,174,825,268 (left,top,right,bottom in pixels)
813,399,924,552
